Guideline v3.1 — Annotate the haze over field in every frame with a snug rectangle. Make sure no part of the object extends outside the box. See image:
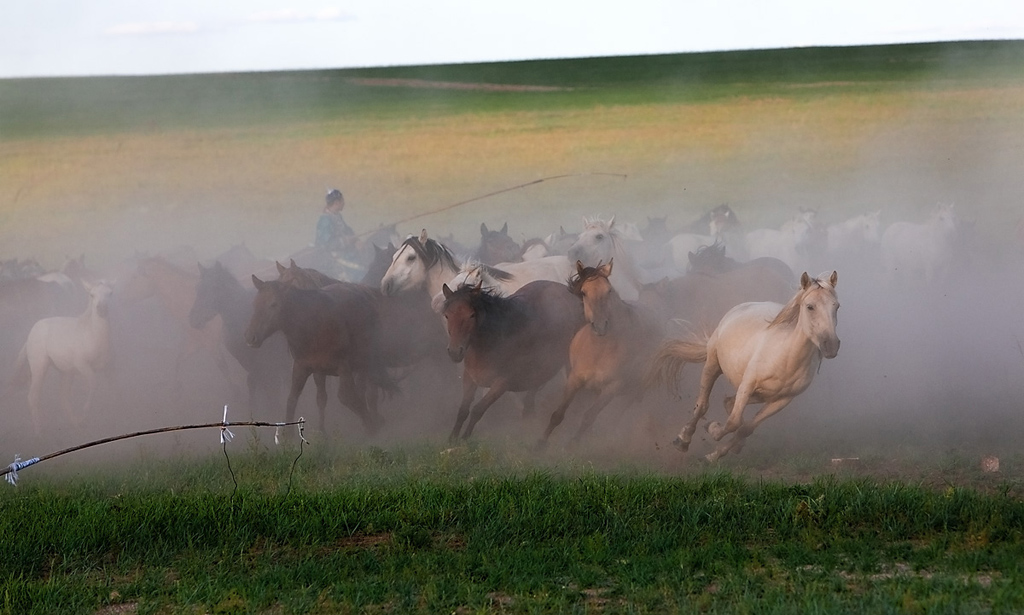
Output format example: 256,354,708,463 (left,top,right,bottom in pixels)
1,44,1023,479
